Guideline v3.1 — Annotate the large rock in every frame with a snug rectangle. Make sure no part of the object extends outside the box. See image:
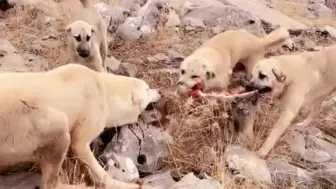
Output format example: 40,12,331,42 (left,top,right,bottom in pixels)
224,145,272,184
0,40,48,72
308,0,333,18
313,162,336,185
285,129,336,163
103,151,140,182
116,0,168,41
102,123,174,173
170,173,221,189
181,1,265,36
143,170,177,189
268,159,312,184
223,0,307,30
94,3,131,33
